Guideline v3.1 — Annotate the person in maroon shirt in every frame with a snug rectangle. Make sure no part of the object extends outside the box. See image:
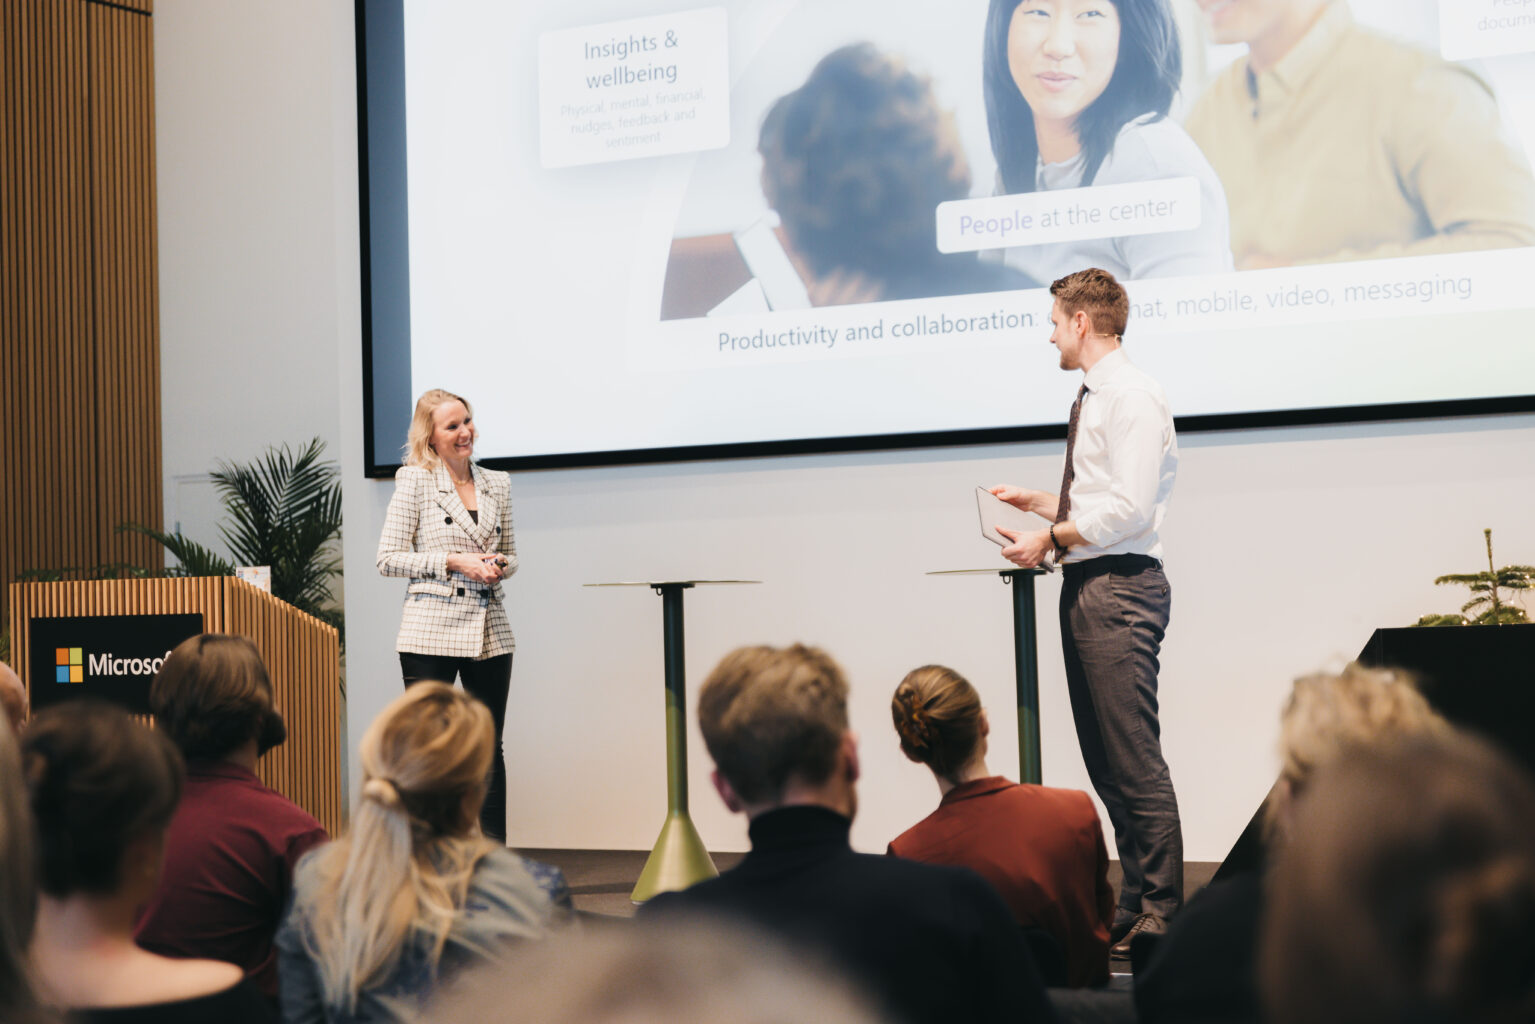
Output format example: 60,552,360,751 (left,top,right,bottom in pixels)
889,664,1114,988
134,634,328,1000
